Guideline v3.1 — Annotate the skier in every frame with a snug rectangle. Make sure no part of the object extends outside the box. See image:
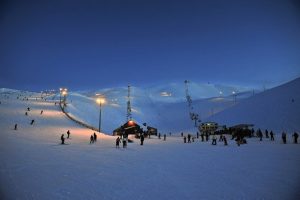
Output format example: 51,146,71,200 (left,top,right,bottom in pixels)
67,130,70,139
116,137,120,148
212,135,217,145
61,134,65,144
90,135,94,144
183,136,186,143
259,130,263,141
25,112,28,116
158,133,161,139
122,137,127,148
205,133,209,141
140,134,144,145
282,132,287,144
93,132,97,142
40,110,43,115
27,107,30,111
163,134,166,141
265,129,269,138
187,134,191,143
14,123,18,130
219,134,223,142
30,119,35,125
181,132,183,137
224,136,228,146
292,132,299,144
200,133,204,142
270,131,274,141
